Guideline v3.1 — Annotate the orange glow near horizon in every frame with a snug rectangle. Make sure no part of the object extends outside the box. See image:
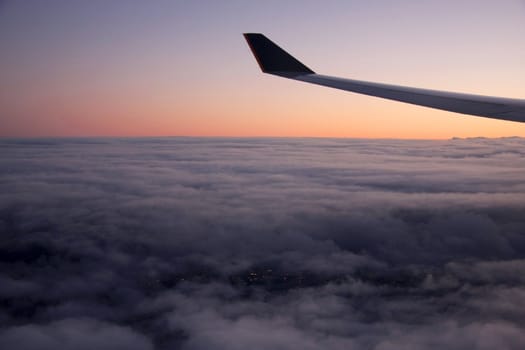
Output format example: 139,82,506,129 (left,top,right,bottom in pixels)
2,77,524,139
